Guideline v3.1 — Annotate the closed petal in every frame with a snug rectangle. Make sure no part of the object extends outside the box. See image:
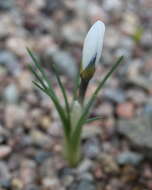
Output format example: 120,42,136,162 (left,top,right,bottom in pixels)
82,21,105,71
